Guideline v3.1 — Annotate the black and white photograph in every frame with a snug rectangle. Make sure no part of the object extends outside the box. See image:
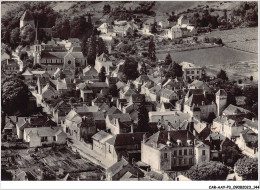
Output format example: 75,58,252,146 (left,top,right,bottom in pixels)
1,0,259,189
